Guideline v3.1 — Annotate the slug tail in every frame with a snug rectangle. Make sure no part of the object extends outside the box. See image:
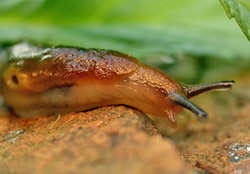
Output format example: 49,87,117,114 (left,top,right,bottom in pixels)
168,92,208,122
184,80,235,98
